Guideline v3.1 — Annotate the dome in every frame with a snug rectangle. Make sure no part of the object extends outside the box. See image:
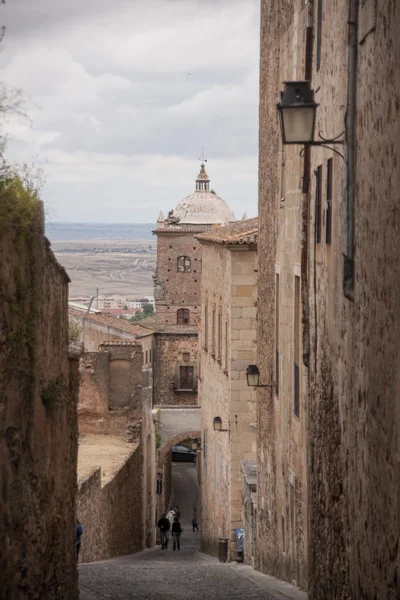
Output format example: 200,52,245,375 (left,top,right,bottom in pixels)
173,164,235,225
